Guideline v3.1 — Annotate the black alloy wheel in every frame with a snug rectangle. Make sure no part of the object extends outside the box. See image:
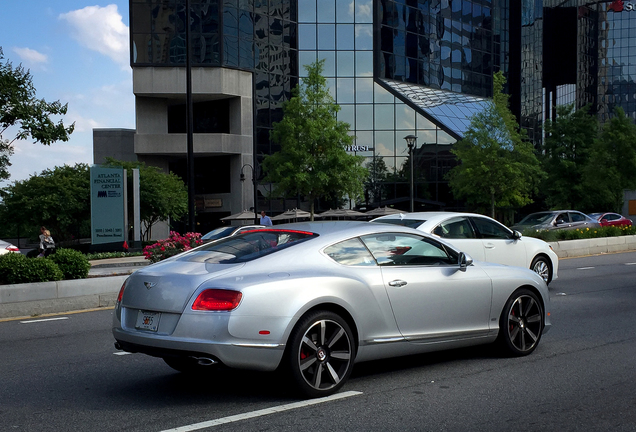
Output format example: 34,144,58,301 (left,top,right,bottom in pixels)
531,256,552,284
499,289,544,356
287,310,356,398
